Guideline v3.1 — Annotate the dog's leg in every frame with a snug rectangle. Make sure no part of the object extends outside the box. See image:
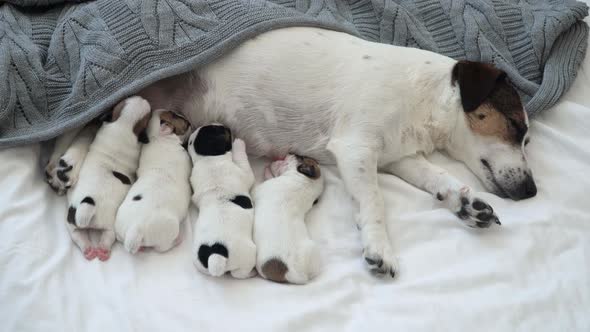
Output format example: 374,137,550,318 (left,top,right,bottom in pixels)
45,127,83,194
57,124,99,191
66,224,96,260
327,137,396,278
385,154,500,228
